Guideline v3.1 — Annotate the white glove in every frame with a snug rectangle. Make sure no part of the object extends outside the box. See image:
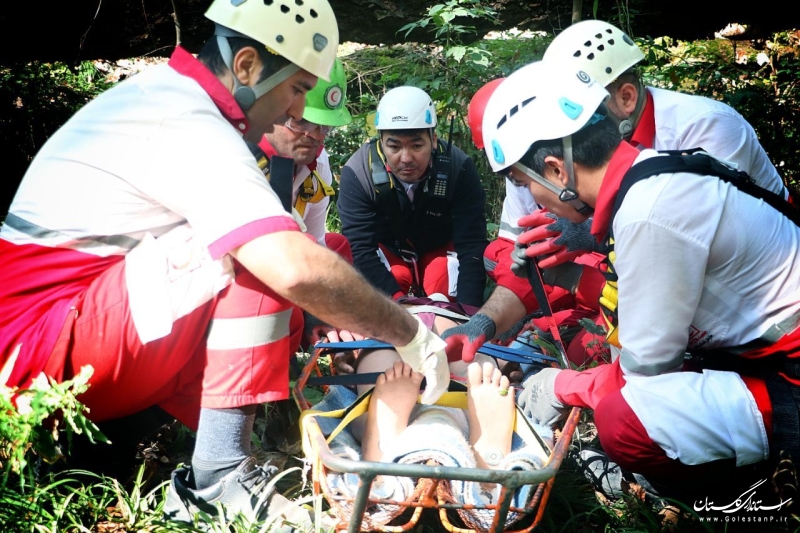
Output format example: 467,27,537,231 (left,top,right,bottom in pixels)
394,316,450,405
